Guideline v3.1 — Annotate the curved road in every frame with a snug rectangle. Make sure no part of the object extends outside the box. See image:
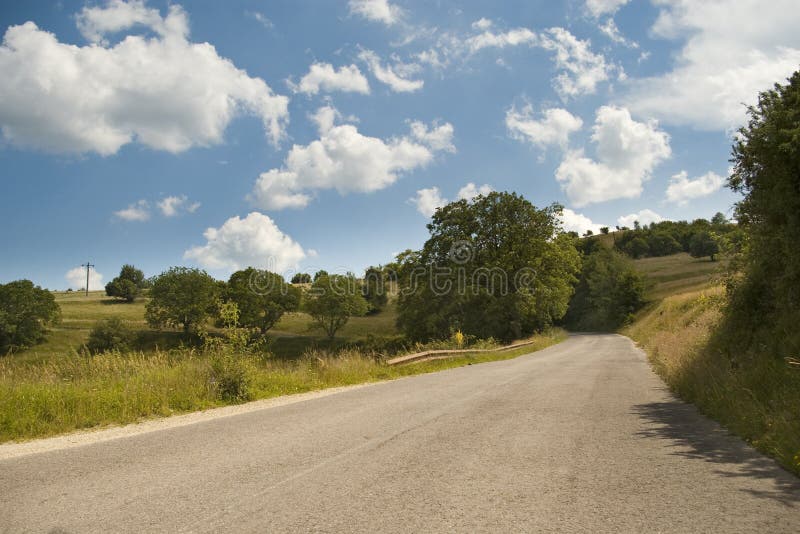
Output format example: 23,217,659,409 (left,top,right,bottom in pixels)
1,334,798,532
